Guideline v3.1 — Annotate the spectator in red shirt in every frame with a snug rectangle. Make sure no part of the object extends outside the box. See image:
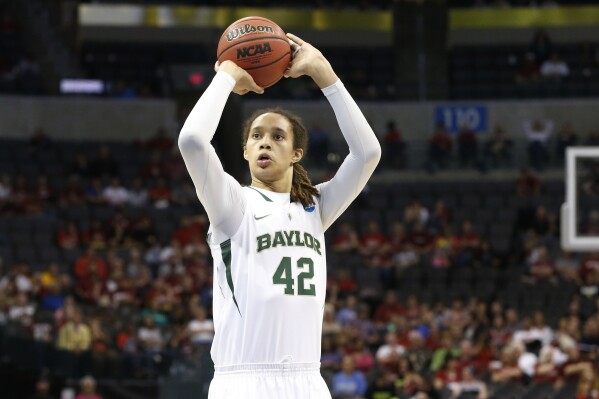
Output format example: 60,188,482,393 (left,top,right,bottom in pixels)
454,221,481,267
35,175,54,204
352,337,375,374
516,52,540,84
81,220,108,250
456,221,481,251
10,175,32,214
374,291,406,325
489,315,512,358
359,221,388,267
58,175,86,206
534,346,560,385
382,120,405,169
149,177,172,209
140,151,166,179
172,216,204,247
428,122,453,172
74,249,108,282
75,262,106,305
336,269,358,296
162,152,187,180
516,168,541,196
57,222,80,250
406,222,434,254
434,357,462,389
144,127,174,152
387,222,407,254
580,252,599,282
457,124,478,168
528,246,555,281
332,222,360,254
